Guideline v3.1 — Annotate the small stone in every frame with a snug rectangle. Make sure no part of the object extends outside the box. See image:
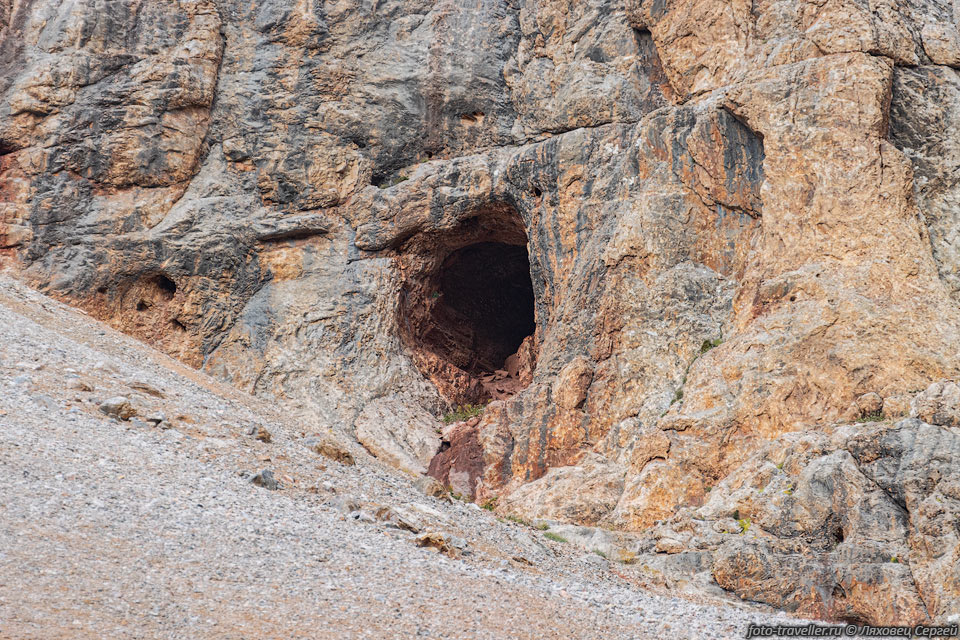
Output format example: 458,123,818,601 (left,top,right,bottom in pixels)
414,476,446,498
144,411,166,425
306,437,355,465
250,469,278,490
66,378,94,392
99,396,137,420
856,392,883,416
415,531,459,557
129,418,153,429
255,426,272,443
128,381,165,398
